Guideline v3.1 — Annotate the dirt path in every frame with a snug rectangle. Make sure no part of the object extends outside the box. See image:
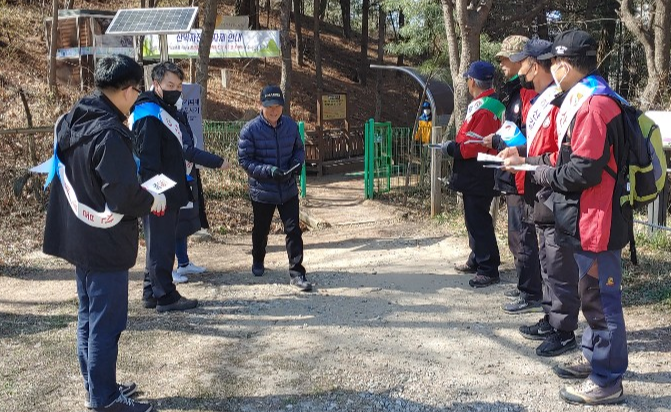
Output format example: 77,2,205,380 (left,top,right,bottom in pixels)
1,175,670,412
